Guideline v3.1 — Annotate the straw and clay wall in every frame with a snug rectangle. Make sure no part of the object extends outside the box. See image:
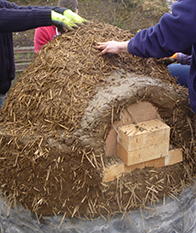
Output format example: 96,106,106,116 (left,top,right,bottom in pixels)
0,22,195,219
